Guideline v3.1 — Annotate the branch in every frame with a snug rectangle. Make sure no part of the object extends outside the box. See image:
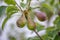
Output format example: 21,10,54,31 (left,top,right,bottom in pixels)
15,1,23,12
34,30,43,40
